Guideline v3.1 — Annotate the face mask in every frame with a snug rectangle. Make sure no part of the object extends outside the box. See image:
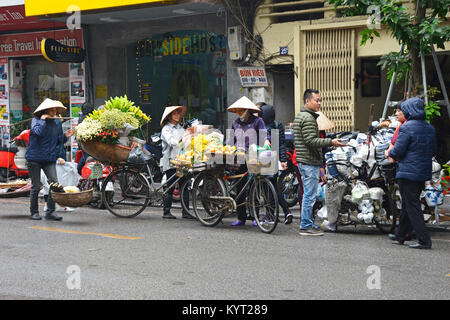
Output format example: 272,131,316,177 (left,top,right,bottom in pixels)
239,110,249,120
